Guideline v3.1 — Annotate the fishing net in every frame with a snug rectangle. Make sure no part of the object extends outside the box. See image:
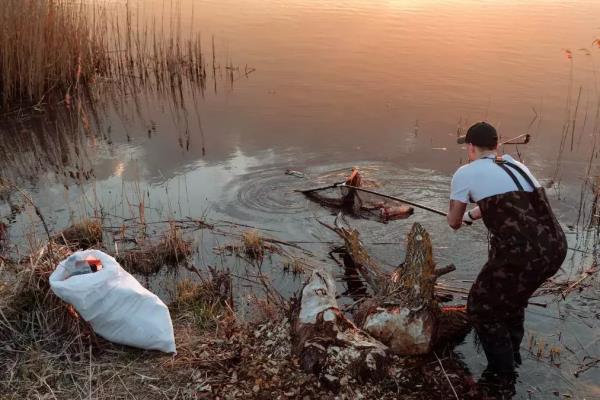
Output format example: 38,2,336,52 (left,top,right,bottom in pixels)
302,168,414,222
